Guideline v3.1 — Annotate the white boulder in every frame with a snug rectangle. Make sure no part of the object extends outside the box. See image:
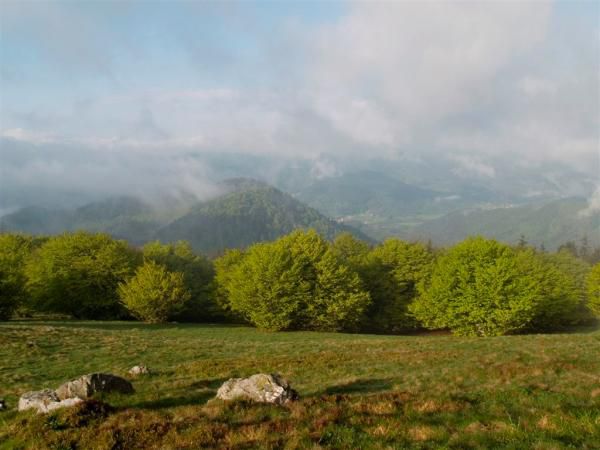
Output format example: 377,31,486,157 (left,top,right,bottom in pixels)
216,373,298,405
